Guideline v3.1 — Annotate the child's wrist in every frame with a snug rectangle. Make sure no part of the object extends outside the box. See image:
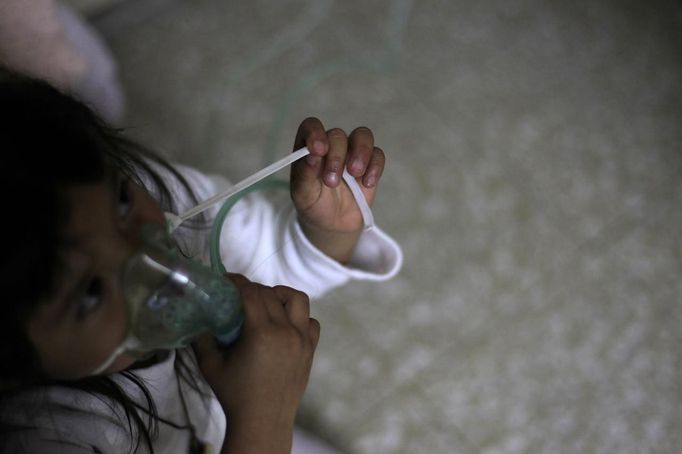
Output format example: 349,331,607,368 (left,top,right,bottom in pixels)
221,406,295,454
298,218,362,264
